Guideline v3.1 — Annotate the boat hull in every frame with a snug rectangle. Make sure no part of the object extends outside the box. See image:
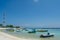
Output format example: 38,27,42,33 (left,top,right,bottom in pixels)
37,30,48,32
40,35,54,38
